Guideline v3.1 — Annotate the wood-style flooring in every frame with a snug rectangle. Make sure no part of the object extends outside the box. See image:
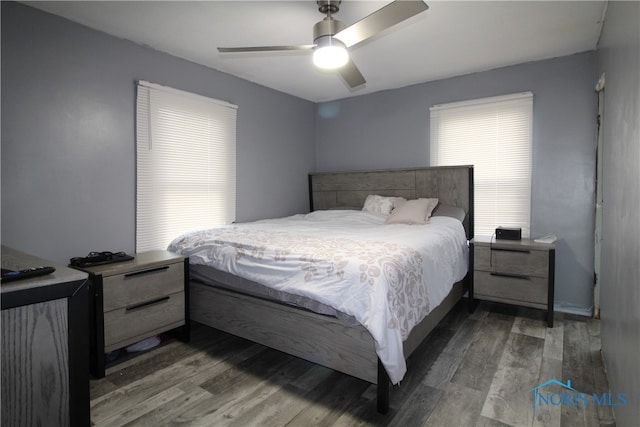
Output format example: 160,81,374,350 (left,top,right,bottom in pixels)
90,300,616,426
